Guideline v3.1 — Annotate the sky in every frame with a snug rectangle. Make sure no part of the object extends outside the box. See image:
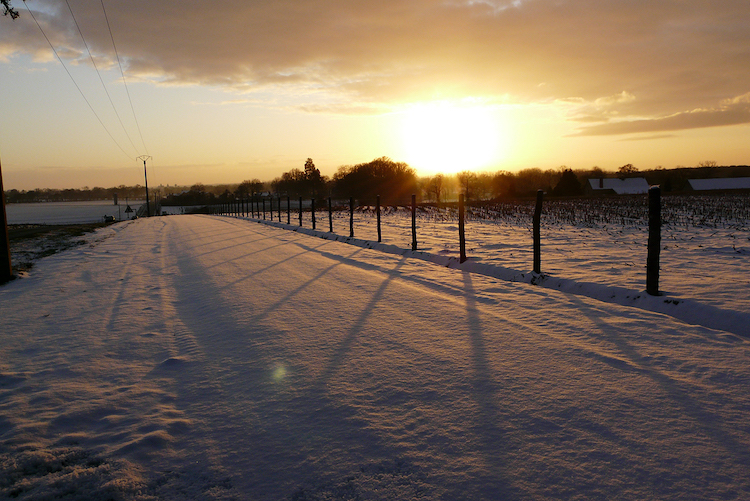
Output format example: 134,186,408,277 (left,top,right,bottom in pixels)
1,0,749,190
